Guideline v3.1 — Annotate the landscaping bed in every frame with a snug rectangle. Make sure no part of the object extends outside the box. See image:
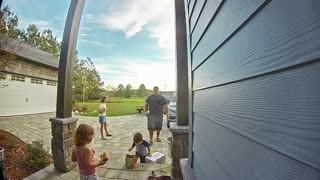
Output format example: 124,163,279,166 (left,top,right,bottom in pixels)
0,129,52,180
